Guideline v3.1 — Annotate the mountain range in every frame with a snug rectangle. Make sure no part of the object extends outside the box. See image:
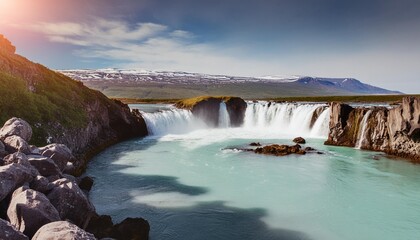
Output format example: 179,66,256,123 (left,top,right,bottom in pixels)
59,69,402,99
